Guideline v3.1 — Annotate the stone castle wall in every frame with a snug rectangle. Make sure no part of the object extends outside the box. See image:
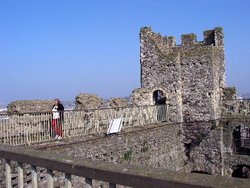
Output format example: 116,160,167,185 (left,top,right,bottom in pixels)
188,119,250,176
32,119,250,178
140,27,225,122
41,123,186,172
1,119,250,187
